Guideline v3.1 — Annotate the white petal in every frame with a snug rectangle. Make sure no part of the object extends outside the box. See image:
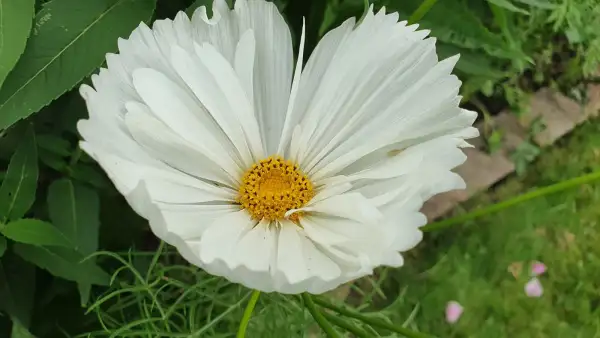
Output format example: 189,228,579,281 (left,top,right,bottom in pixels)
234,0,294,153
233,220,274,272
199,210,256,267
124,101,239,186
132,67,244,174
